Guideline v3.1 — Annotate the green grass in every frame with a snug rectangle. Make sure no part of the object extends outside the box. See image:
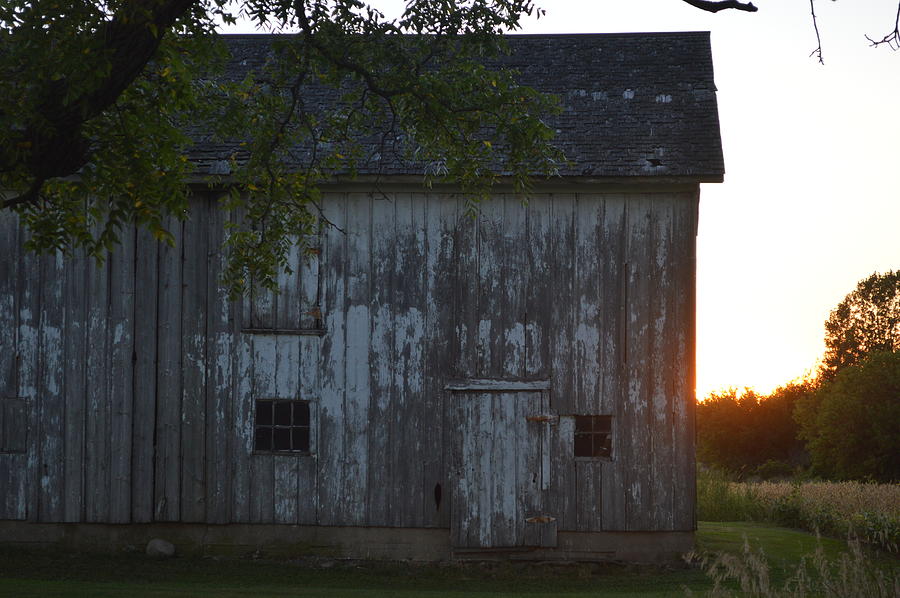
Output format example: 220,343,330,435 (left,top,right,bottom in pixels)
0,524,893,597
